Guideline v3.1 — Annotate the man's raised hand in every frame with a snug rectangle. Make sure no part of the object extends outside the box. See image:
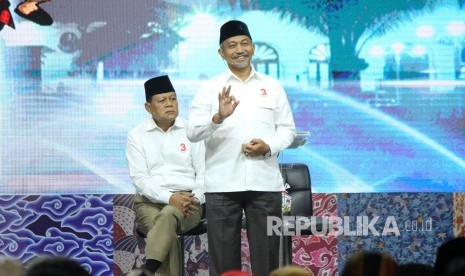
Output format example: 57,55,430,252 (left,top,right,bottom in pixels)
213,85,239,124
